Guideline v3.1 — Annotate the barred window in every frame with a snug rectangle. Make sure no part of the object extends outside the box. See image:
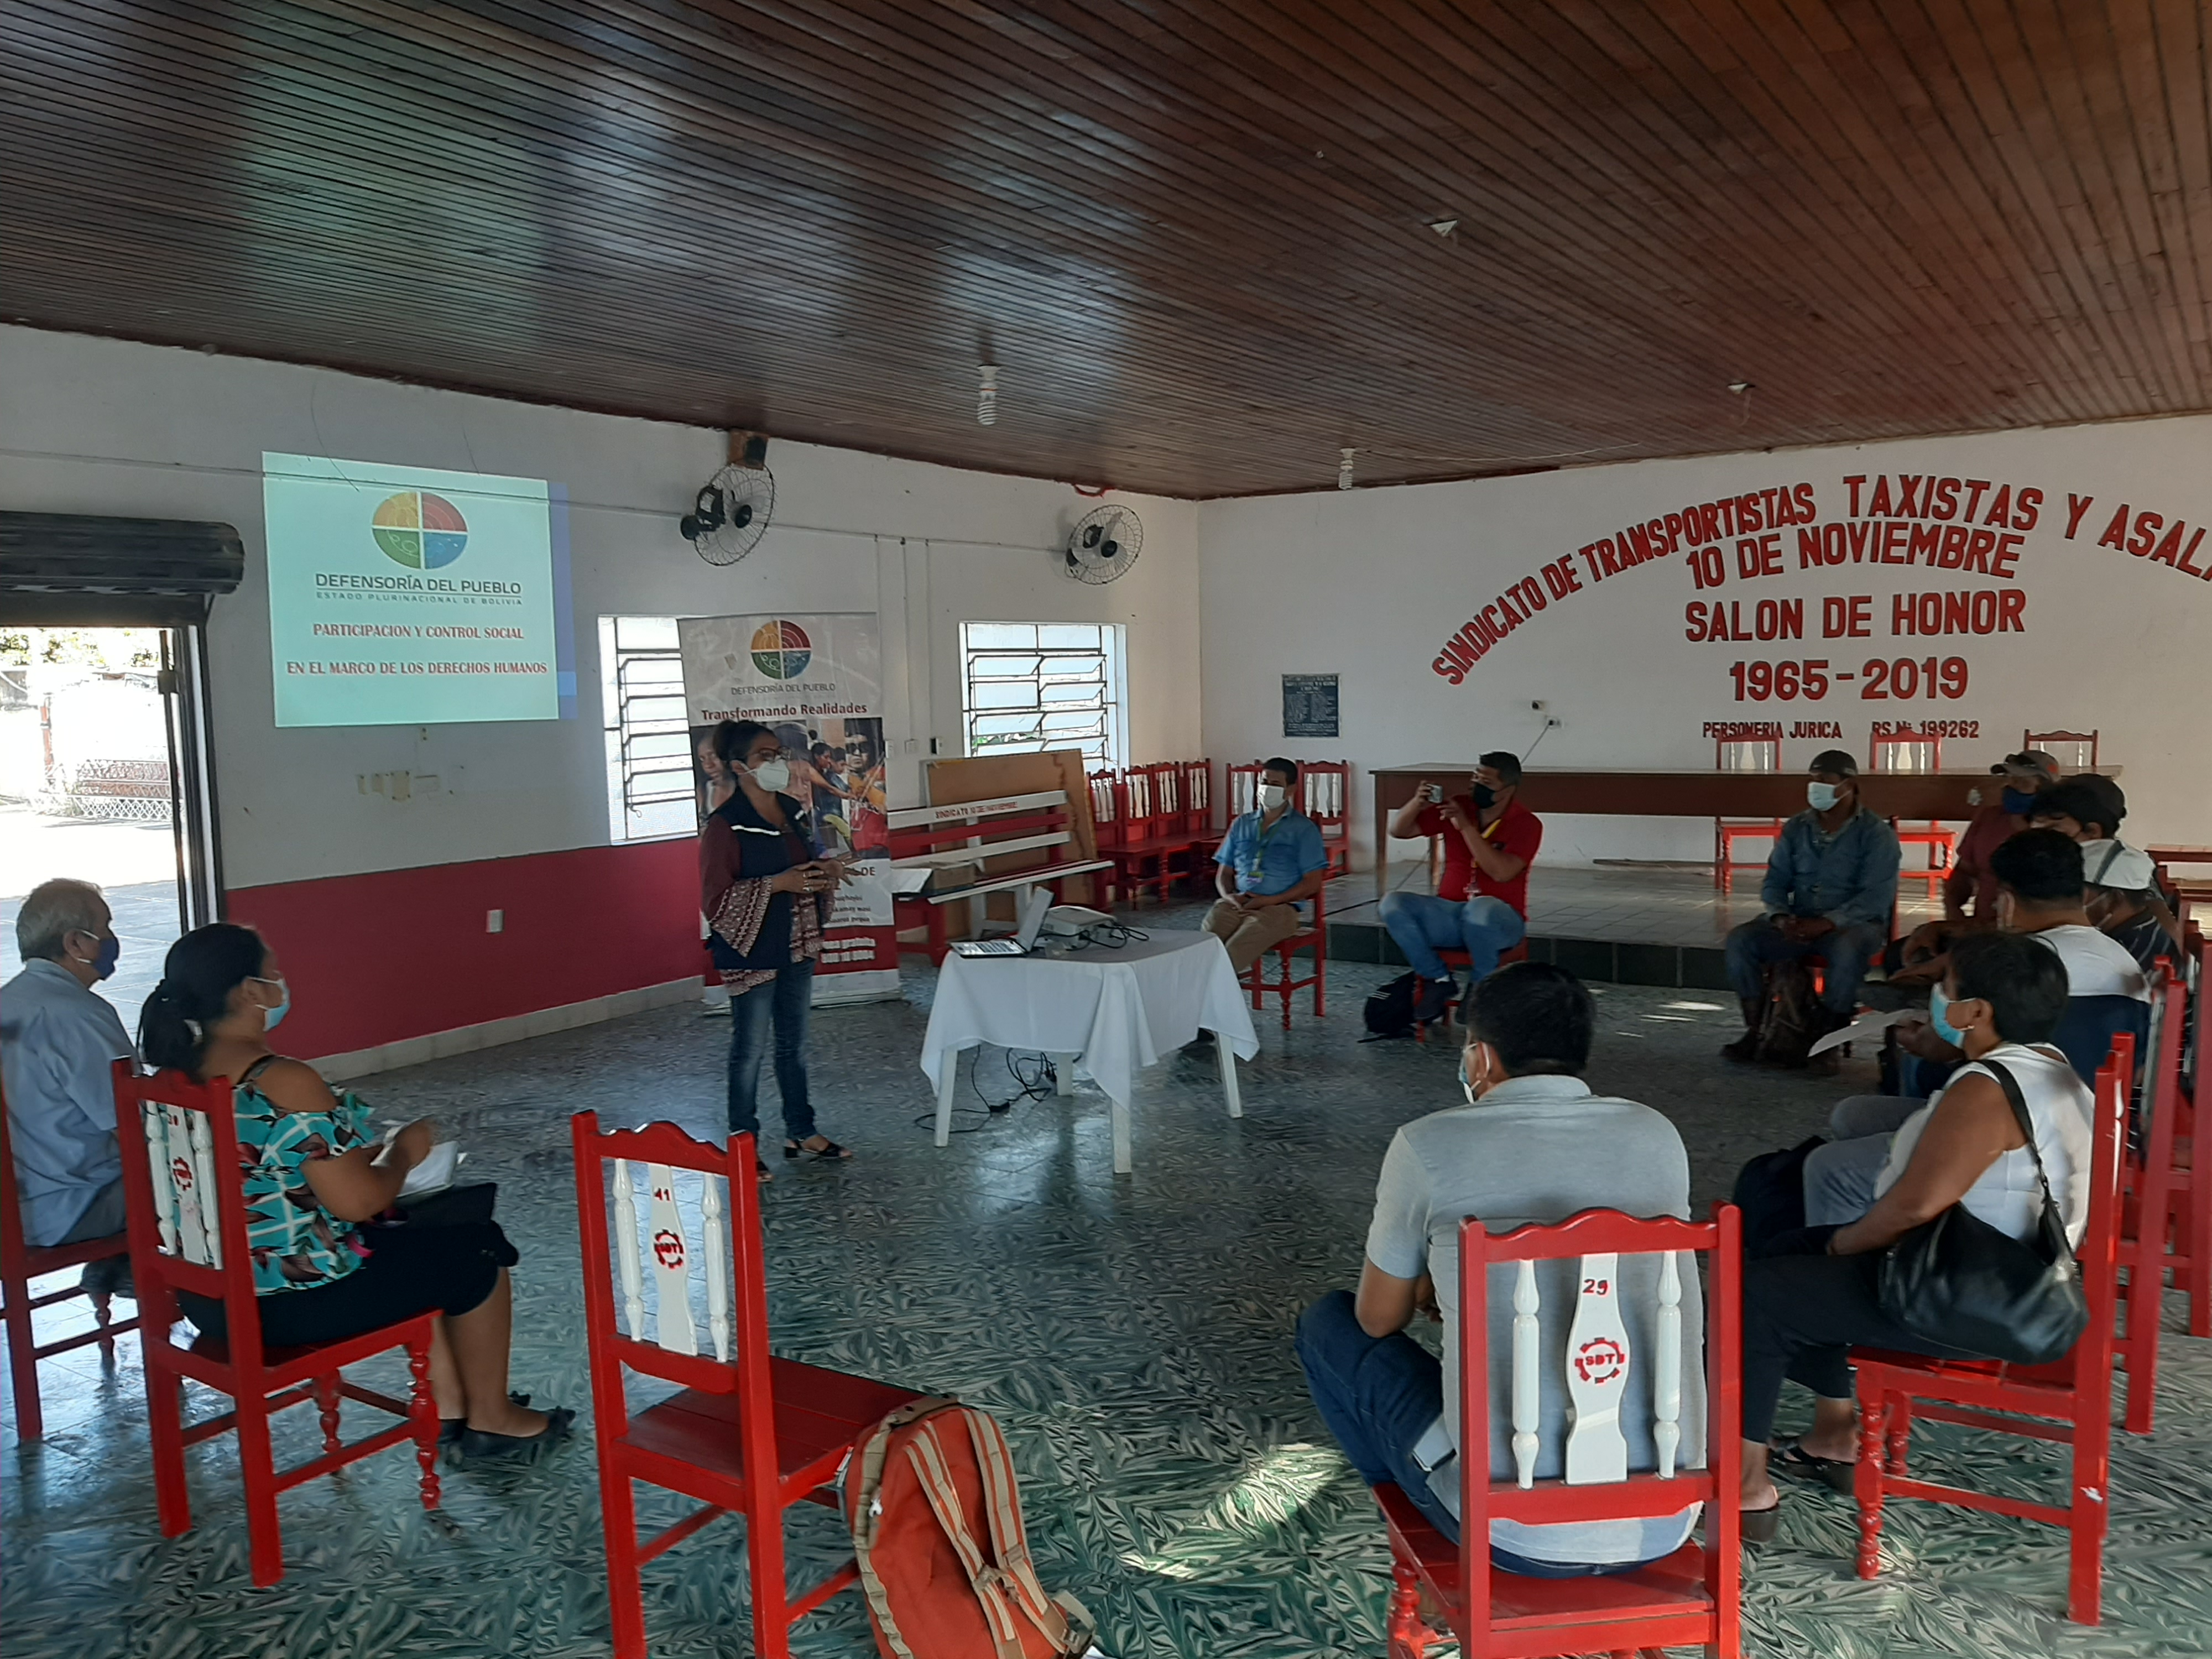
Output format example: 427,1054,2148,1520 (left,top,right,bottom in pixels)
960,622,1125,767
598,615,694,842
